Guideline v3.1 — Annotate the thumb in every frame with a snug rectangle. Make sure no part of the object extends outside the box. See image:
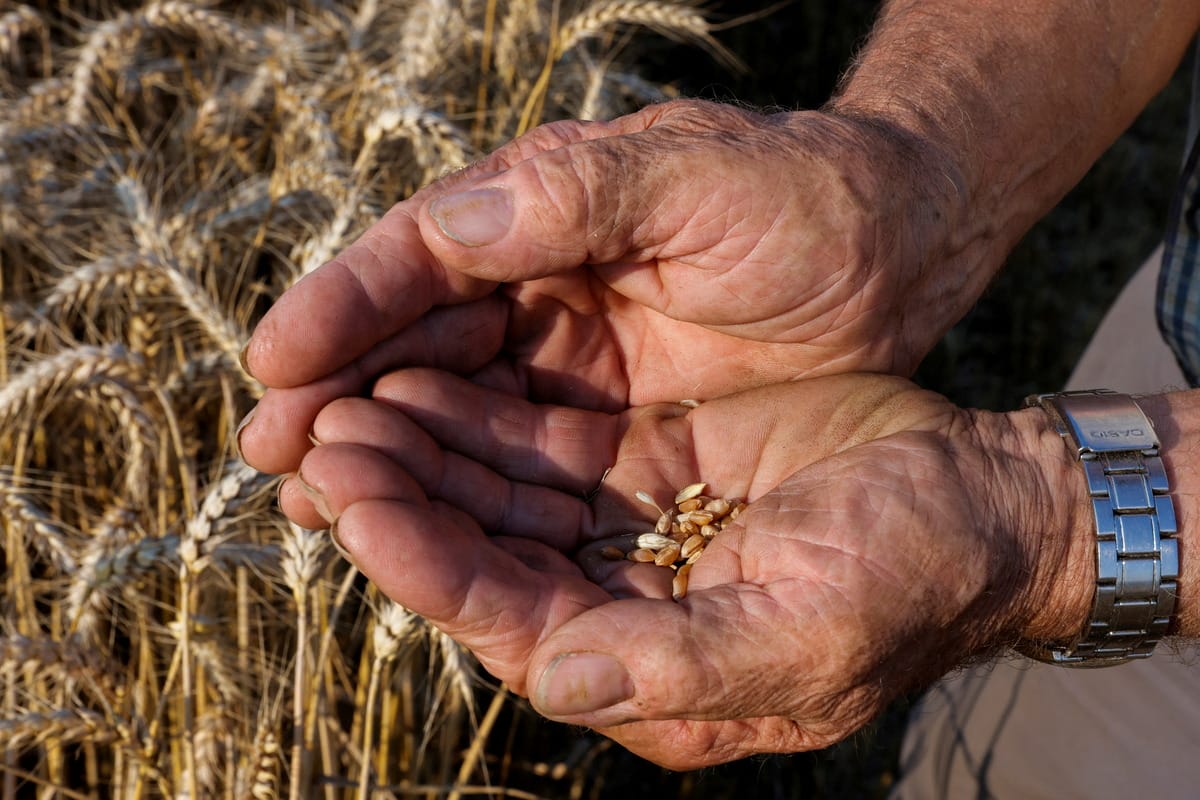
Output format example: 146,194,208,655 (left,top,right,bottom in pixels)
417,105,714,283
526,585,808,729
